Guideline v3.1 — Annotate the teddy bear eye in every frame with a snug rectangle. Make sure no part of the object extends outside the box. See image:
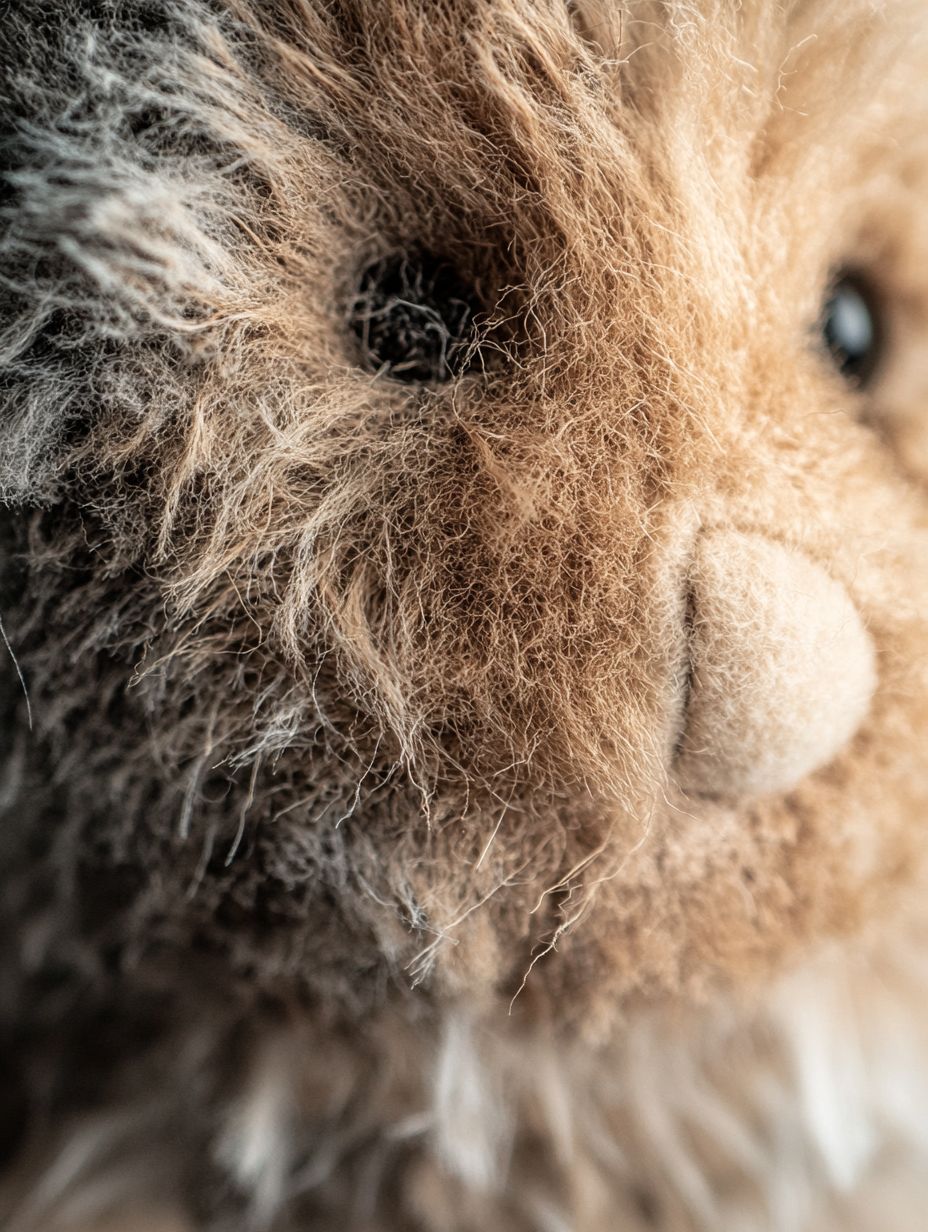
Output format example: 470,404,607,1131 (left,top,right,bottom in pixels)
349,252,482,383
821,270,883,386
